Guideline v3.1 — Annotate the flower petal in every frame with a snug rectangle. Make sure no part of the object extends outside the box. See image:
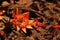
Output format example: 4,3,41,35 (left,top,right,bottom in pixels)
16,26,20,31
29,20,34,24
22,28,26,33
22,12,30,19
27,25,33,29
